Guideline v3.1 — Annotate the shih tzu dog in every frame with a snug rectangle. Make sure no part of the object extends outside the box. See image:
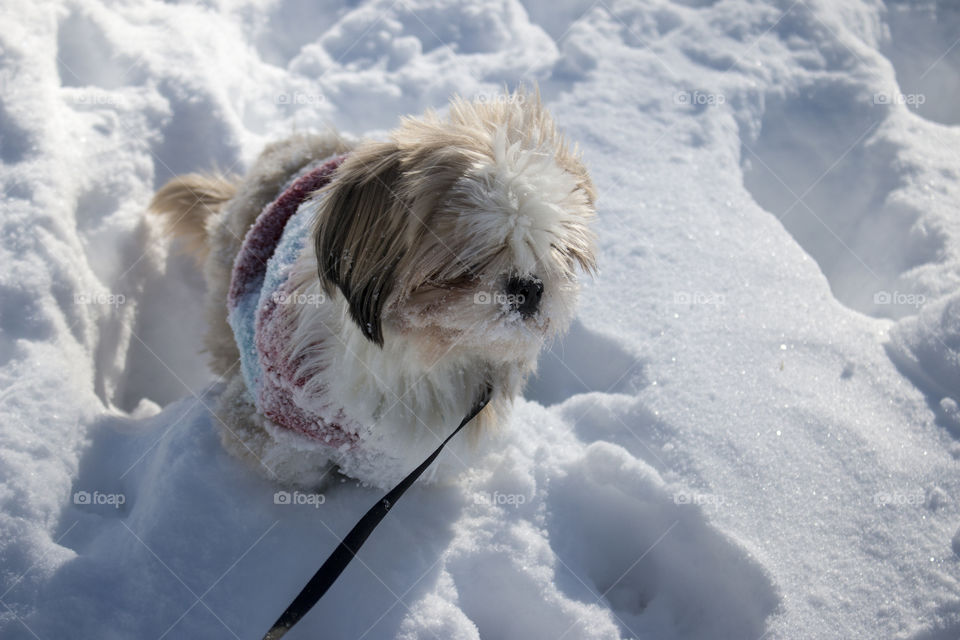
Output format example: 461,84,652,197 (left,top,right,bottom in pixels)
150,89,596,489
